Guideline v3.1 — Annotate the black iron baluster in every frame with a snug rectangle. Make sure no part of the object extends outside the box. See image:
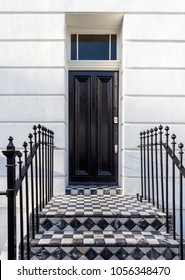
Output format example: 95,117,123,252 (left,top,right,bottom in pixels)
150,128,155,205
44,127,48,205
165,126,169,233
154,127,159,209
178,143,184,260
47,128,50,201
2,137,17,260
23,141,30,260
146,130,150,202
143,131,147,200
159,125,164,212
51,131,54,197
29,133,35,239
48,129,52,200
140,132,144,199
171,134,176,239
41,126,45,208
17,151,24,260
33,125,39,233
38,124,42,211
47,129,50,200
